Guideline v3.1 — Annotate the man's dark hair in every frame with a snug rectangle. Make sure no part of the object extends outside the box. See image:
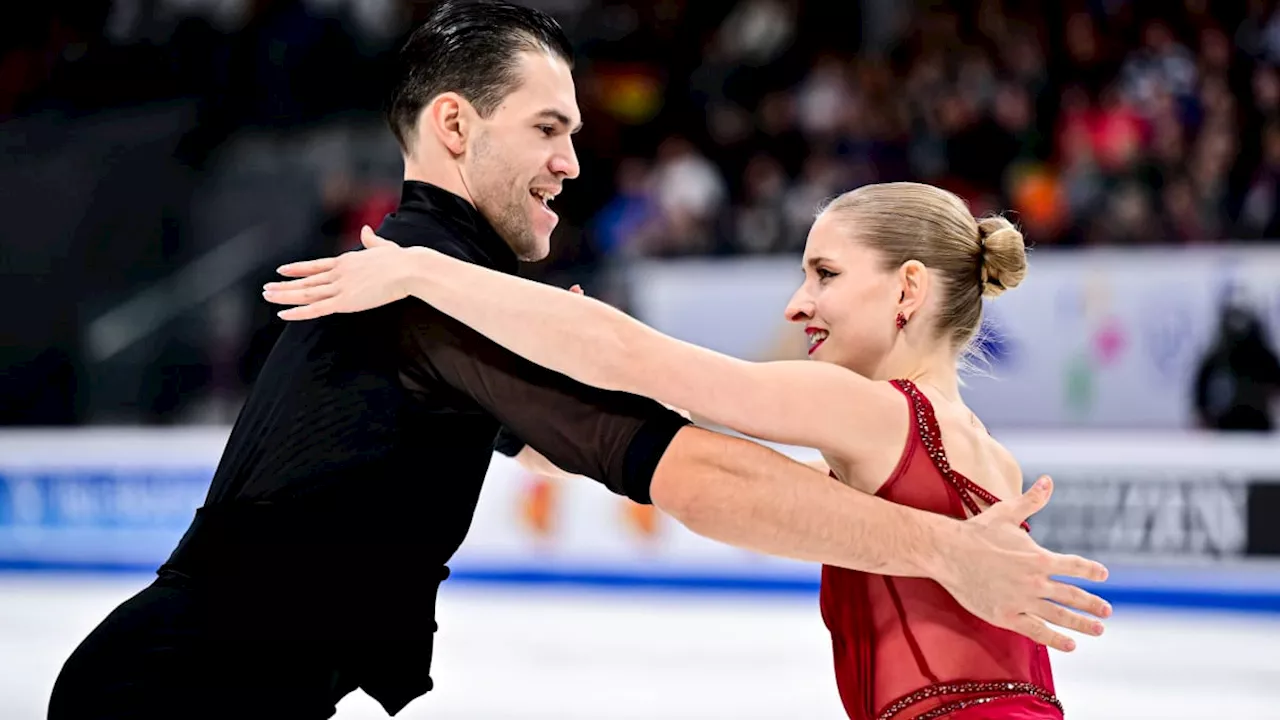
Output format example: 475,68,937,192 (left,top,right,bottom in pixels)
387,0,575,153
